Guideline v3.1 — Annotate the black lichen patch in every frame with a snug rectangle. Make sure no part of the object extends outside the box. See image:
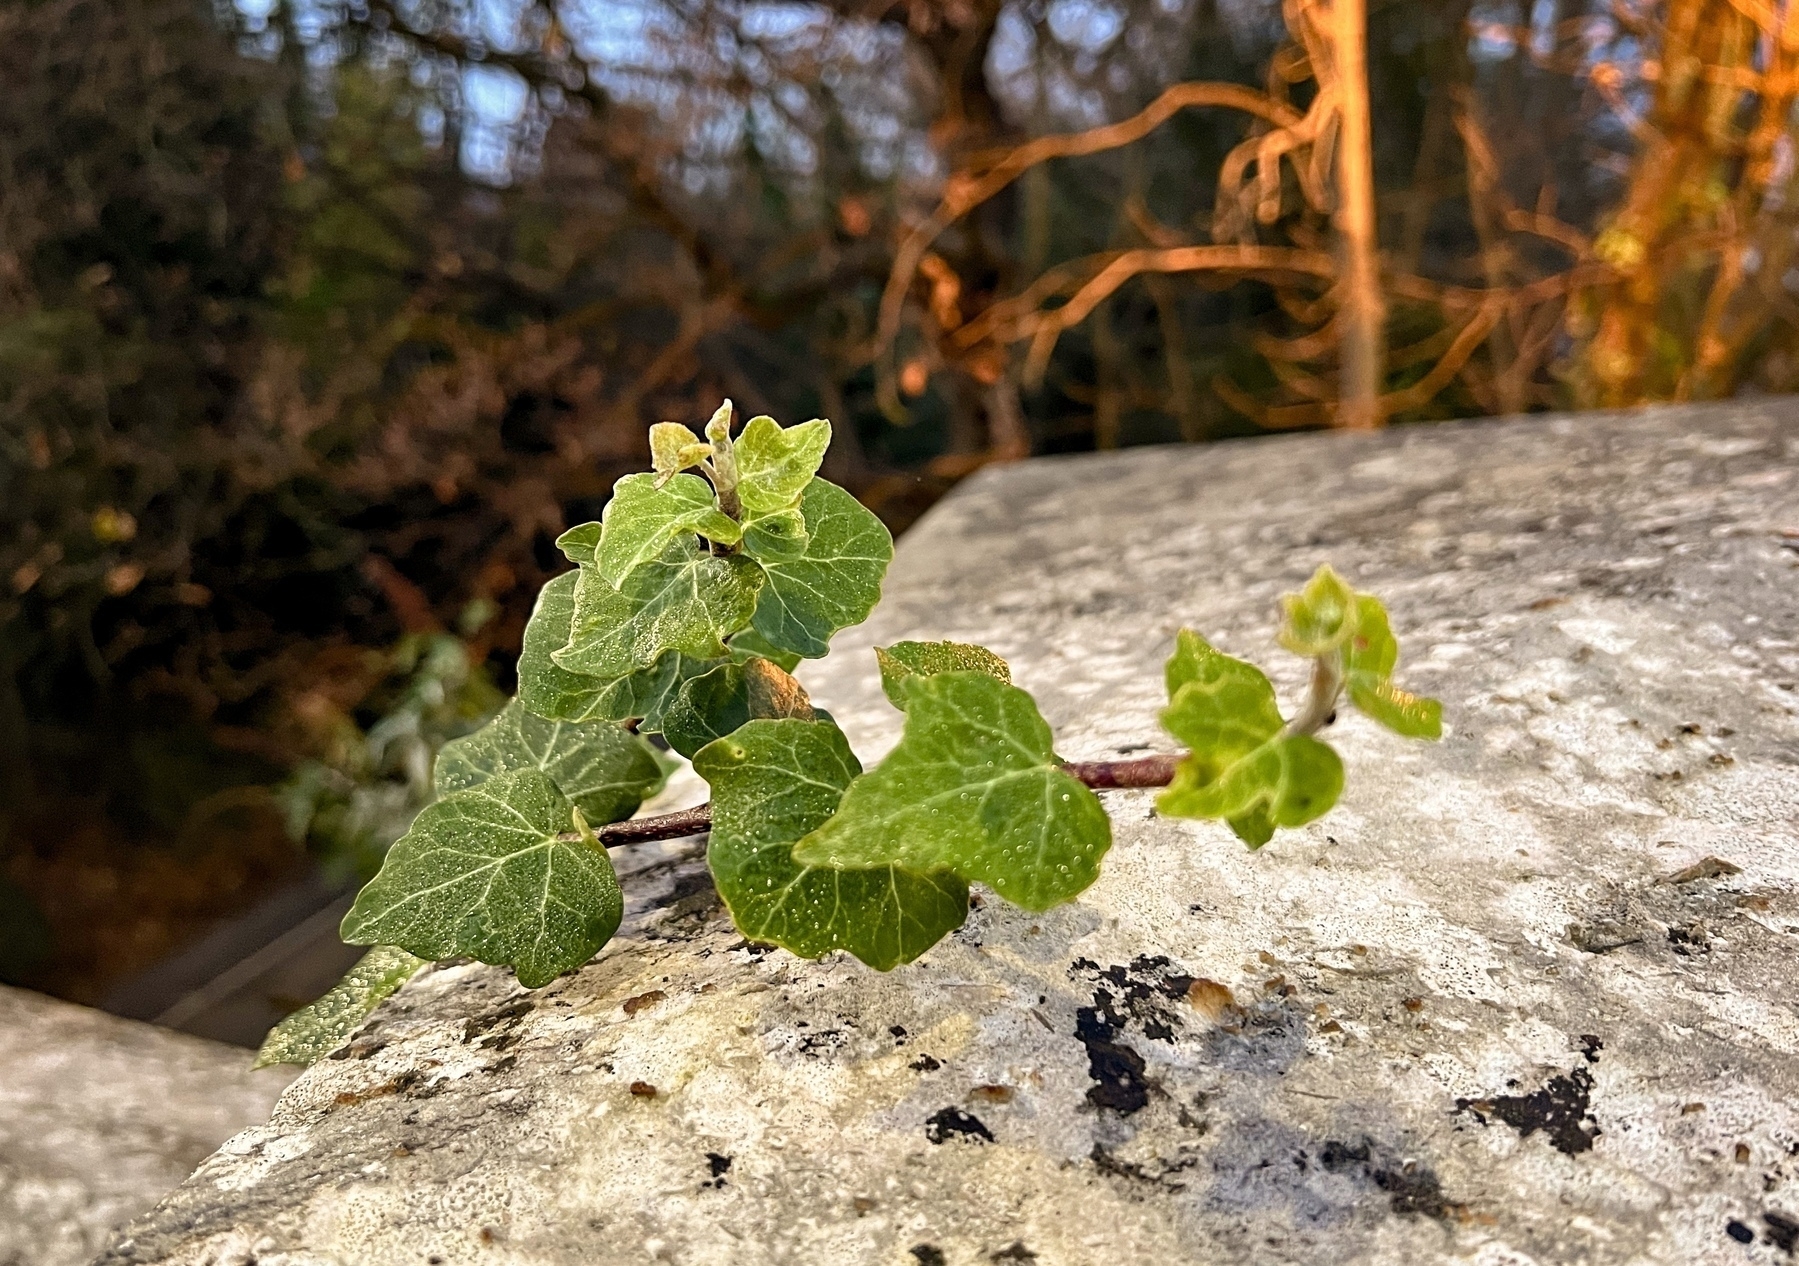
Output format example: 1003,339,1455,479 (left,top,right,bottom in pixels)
797,1027,847,1055
1205,1116,1460,1230
925,1106,994,1144
910,1247,947,1266
1457,1066,1601,1155
1071,956,1194,1040
1069,956,1196,1114
462,998,533,1043
1579,1034,1603,1064
1668,923,1712,956
1066,956,1315,1117
702,1152,732,1188
909,1053,942,1072
1316,1137,1464,1220
1728,1220,1755,1244
1090,1142,1202,1190
1766,1210,1799,1254
1074,1002,1150,1115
